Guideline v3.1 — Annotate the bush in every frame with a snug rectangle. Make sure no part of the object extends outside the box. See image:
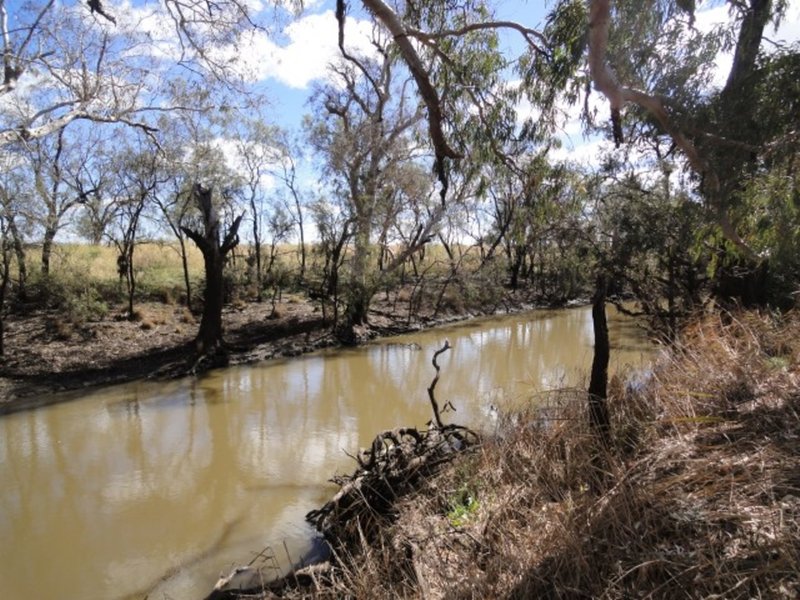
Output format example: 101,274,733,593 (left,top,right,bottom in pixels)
64,290,109,325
